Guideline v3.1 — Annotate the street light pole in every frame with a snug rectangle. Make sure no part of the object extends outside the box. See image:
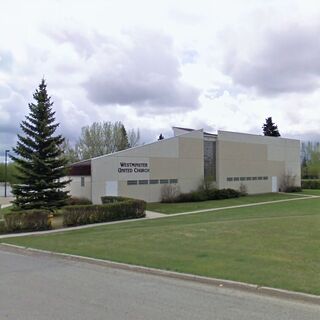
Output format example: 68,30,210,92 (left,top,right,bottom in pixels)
4,150,10,197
